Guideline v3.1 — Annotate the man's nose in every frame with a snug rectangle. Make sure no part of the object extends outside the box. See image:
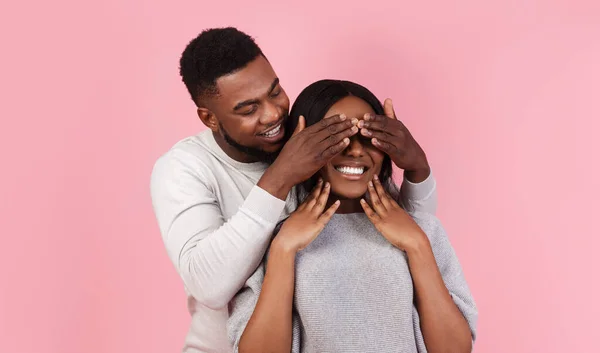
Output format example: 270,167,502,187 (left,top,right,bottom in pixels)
260,102,281,125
